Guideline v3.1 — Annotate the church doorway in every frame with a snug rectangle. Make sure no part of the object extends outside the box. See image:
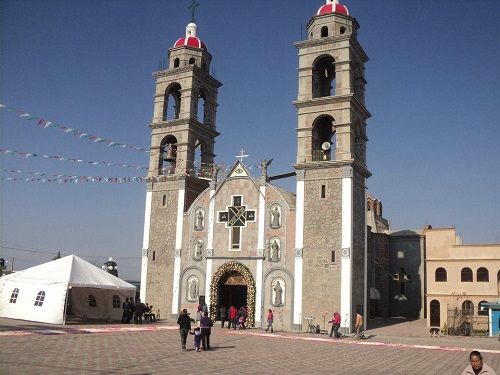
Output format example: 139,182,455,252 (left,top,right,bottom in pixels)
209,262,256,327
219,280,247,312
